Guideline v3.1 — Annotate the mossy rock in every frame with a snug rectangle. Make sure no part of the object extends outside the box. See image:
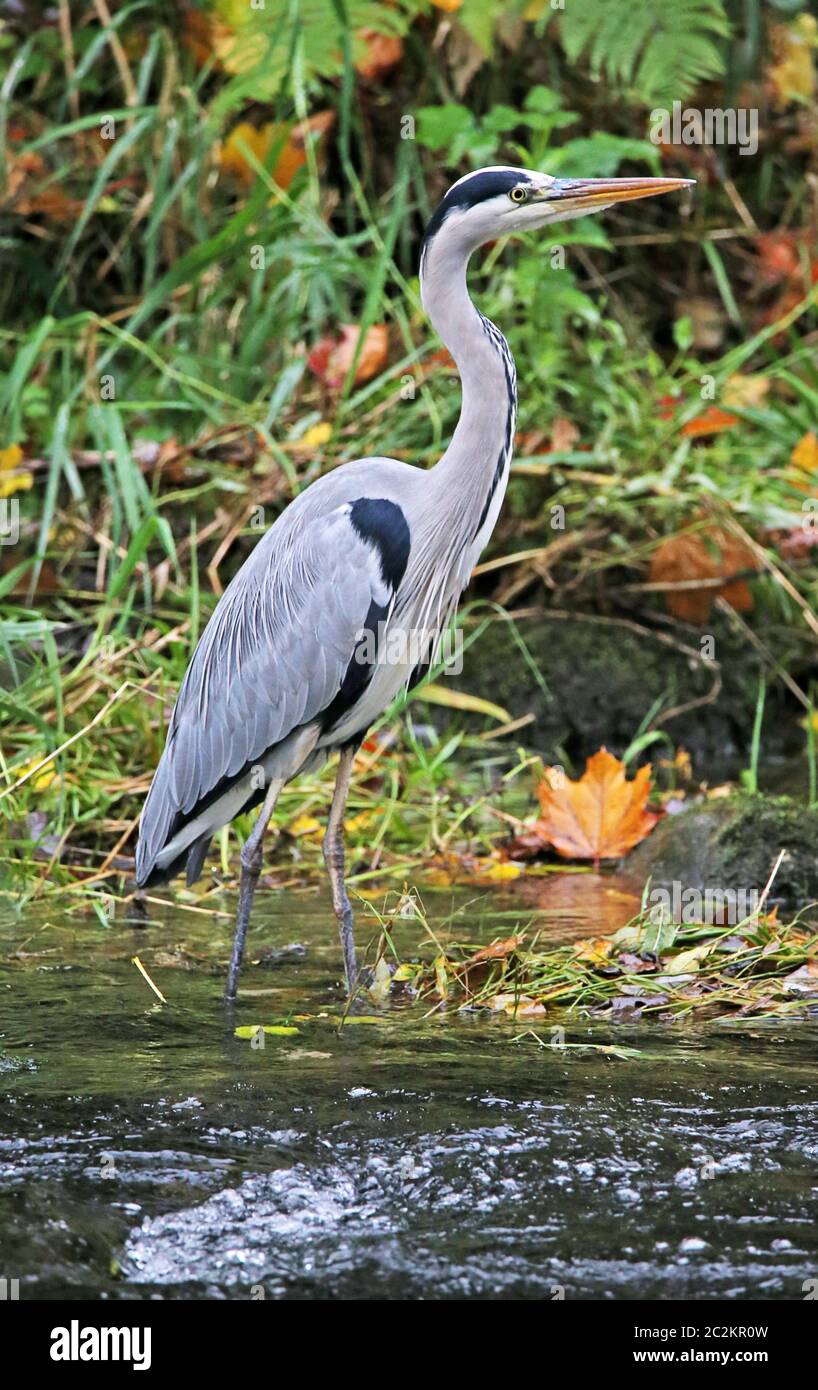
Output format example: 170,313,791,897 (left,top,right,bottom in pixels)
455,614,797,775
624,794,818,906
